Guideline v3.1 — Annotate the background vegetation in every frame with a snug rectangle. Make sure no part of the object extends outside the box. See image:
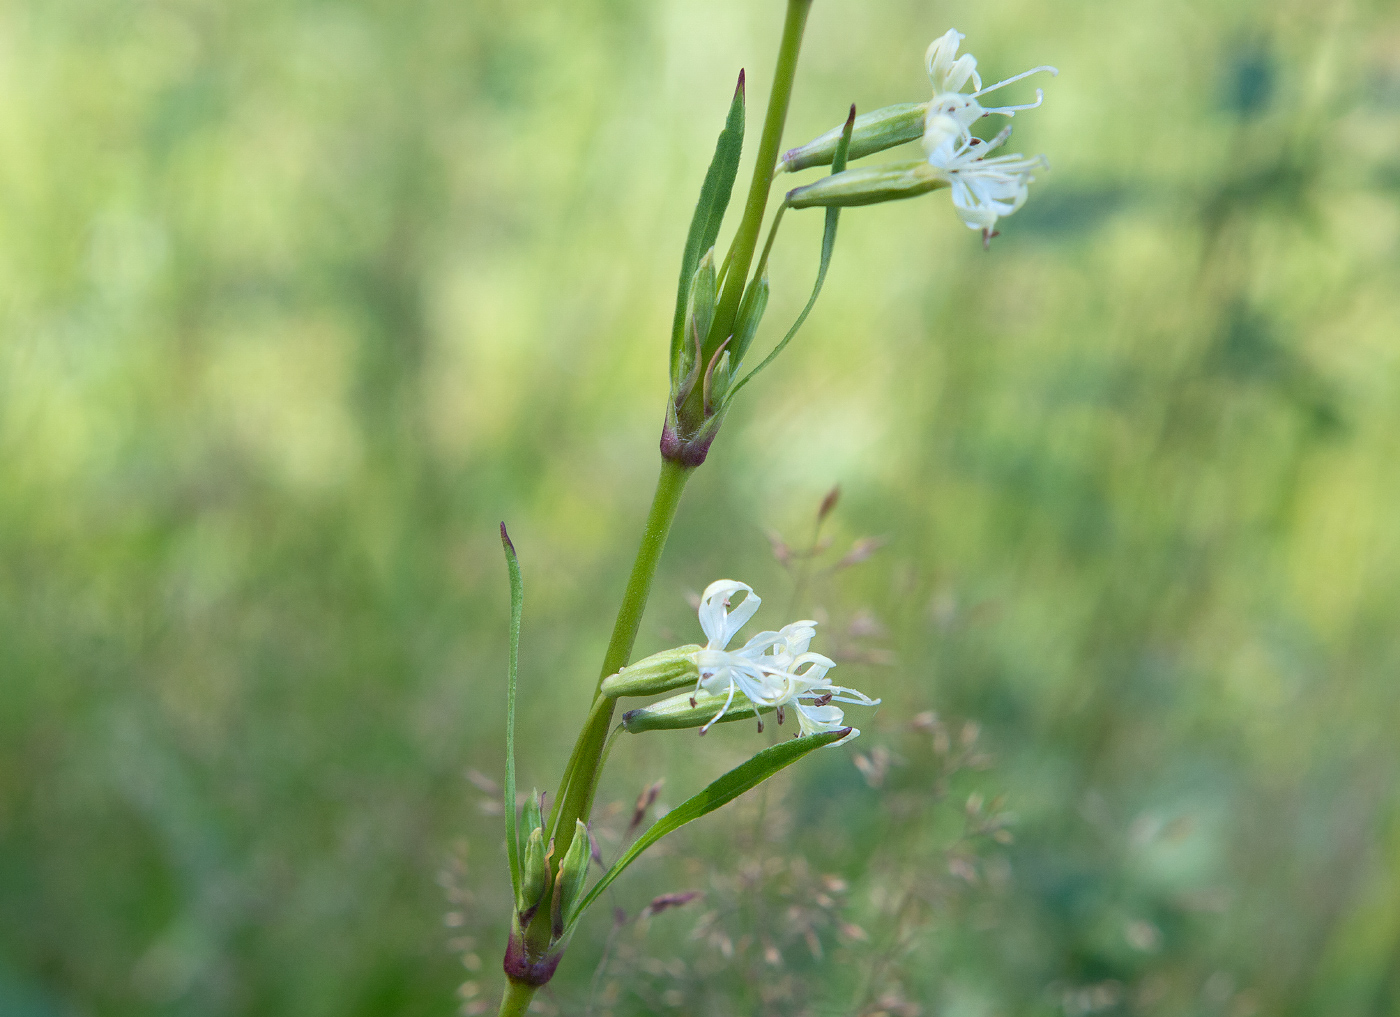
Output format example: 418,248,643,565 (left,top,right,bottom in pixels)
3,0,1400,1015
